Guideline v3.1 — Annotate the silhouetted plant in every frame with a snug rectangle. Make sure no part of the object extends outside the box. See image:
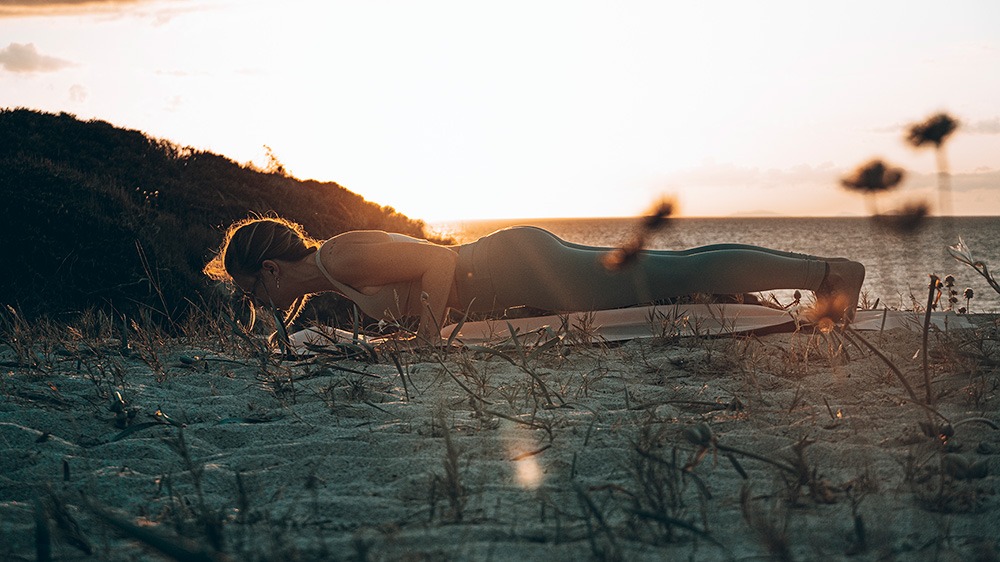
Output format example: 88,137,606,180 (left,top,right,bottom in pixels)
260,144,289,177
603,197,675,271
962,287,974,313
906,112,958,215
839,159,905,215
949,238,1000,296
879,201,930,233
906,113,958,148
